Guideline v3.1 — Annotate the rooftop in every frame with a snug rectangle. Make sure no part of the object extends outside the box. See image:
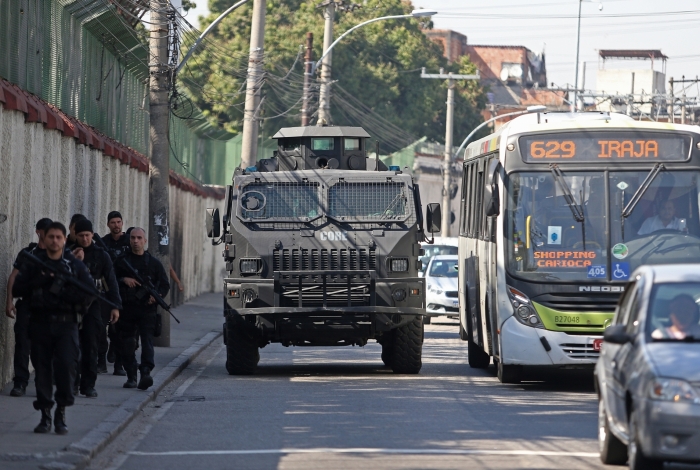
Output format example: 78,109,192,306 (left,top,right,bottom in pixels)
599,49,668,60
273,126,371,139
